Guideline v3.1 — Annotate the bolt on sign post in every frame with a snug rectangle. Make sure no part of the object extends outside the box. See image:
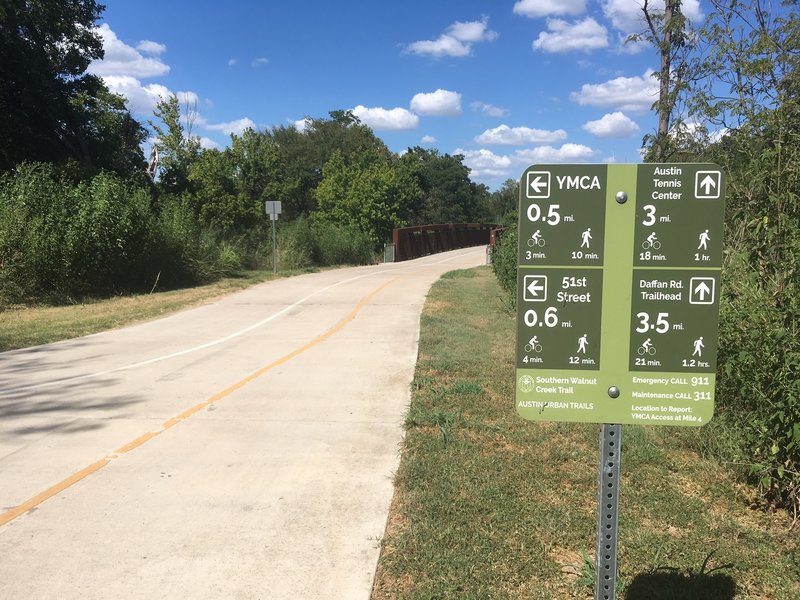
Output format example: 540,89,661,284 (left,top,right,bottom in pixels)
515,164,726,599
265,201,282,273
